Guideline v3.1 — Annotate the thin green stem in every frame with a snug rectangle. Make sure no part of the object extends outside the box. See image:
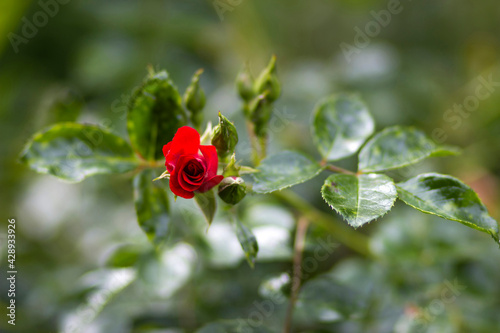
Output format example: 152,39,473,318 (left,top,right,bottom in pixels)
246,120,261,166
273,190,372,258
258,135,268,161
326,164,356,175
319,159,356,175
129,159,165,178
